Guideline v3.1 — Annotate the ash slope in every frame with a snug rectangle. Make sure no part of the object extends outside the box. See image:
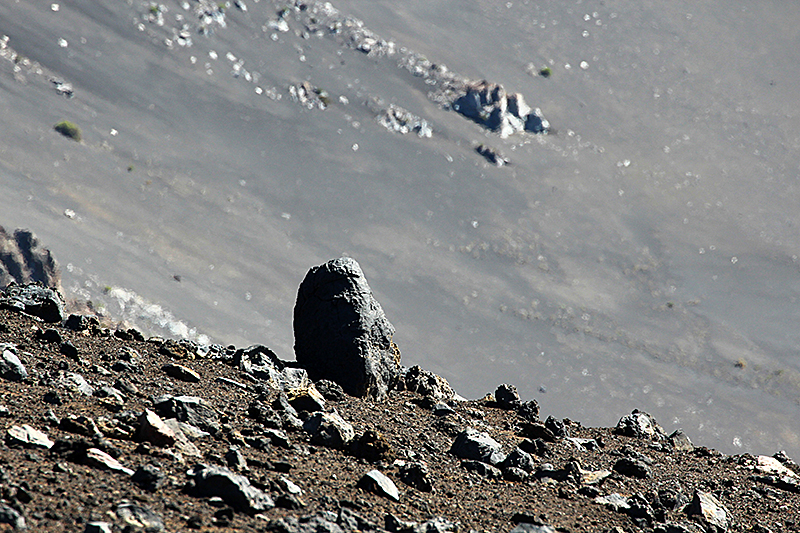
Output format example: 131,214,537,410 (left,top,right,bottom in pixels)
2,0,800,459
